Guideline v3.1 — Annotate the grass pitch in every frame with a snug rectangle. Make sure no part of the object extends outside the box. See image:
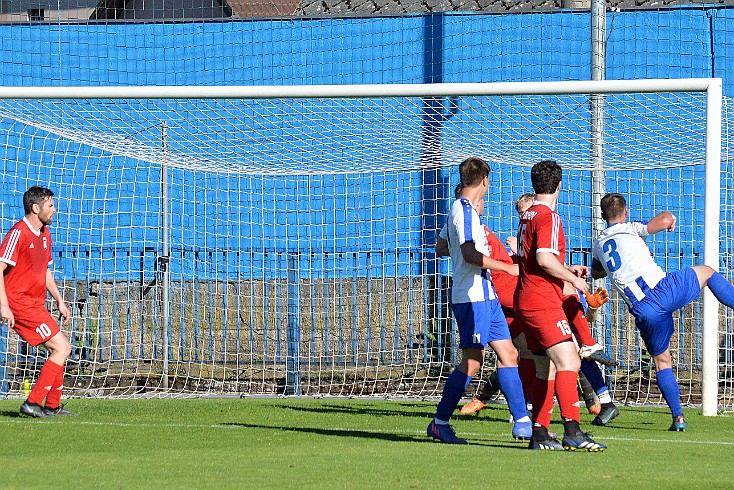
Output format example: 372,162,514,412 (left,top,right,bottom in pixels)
0,397,732,489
